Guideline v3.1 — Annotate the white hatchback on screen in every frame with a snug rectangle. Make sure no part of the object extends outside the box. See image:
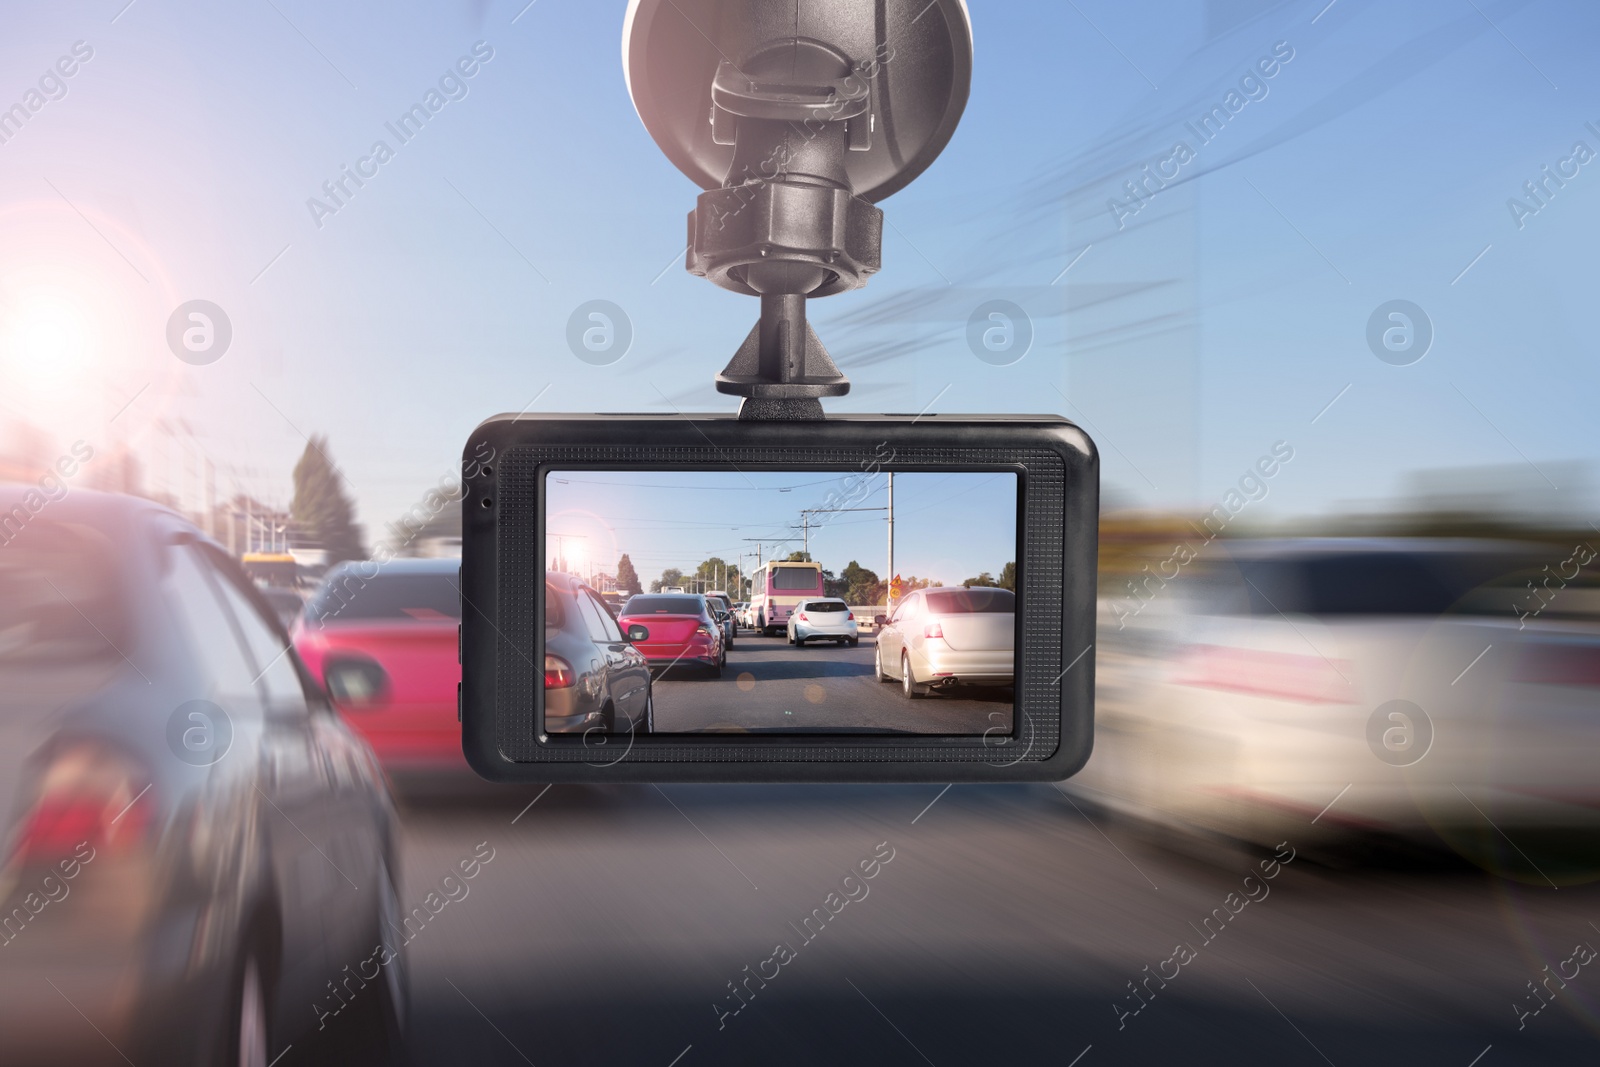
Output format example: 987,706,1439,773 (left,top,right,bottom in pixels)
788,599,860,646
875,587,1017,698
